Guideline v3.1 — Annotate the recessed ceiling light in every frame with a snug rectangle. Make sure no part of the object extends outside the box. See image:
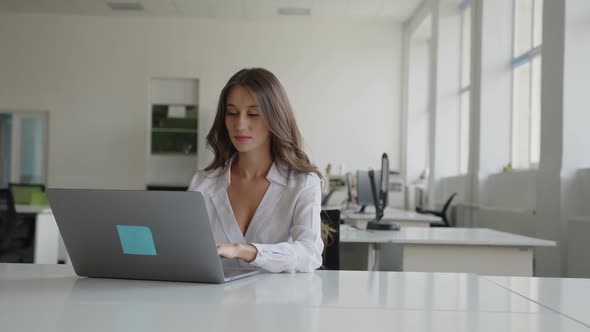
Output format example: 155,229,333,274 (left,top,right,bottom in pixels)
277,7,311,16
107,2,144,11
